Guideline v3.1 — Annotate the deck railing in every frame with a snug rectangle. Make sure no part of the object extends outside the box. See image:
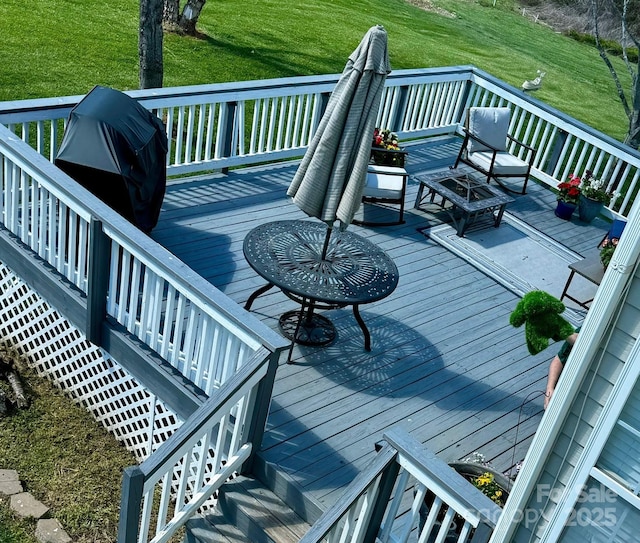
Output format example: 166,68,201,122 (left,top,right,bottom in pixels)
2,66,640,219
0,125,286,393
0,116,287,541
300,428,502,543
